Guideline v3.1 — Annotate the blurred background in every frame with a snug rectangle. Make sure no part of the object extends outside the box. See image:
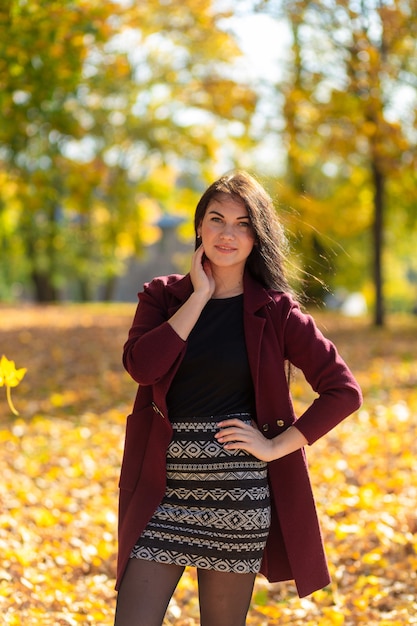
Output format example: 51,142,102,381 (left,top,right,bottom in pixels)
1,3,417,624
1,0,417,325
